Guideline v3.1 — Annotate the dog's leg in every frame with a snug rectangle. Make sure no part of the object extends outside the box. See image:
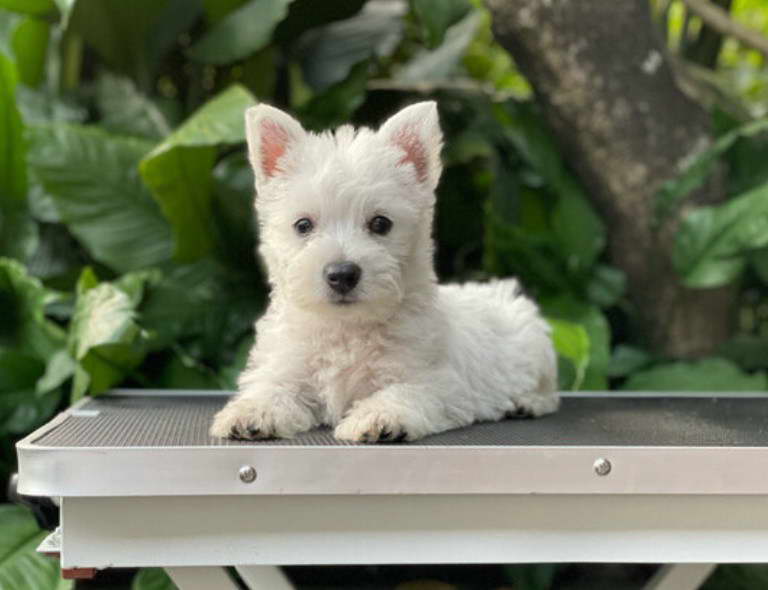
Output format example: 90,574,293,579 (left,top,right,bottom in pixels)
334,371,473,443
210,380,318,440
